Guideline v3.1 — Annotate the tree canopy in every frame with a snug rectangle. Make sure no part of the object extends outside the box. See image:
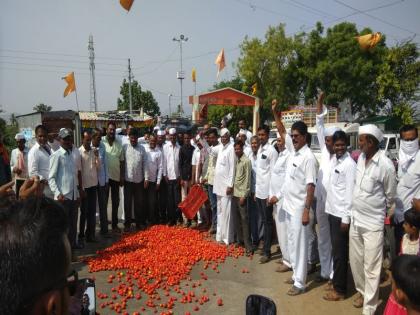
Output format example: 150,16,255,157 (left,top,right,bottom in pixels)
33,103,52,113
231,21,419,124
117,79,160,117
